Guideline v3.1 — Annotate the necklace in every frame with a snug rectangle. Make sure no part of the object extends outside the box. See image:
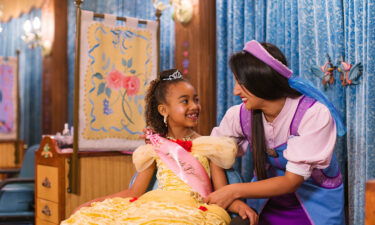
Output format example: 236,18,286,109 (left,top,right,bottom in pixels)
166,130,195,141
